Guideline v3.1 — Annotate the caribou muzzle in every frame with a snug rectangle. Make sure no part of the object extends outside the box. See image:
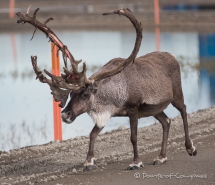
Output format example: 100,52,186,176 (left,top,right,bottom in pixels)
61,110,76,124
